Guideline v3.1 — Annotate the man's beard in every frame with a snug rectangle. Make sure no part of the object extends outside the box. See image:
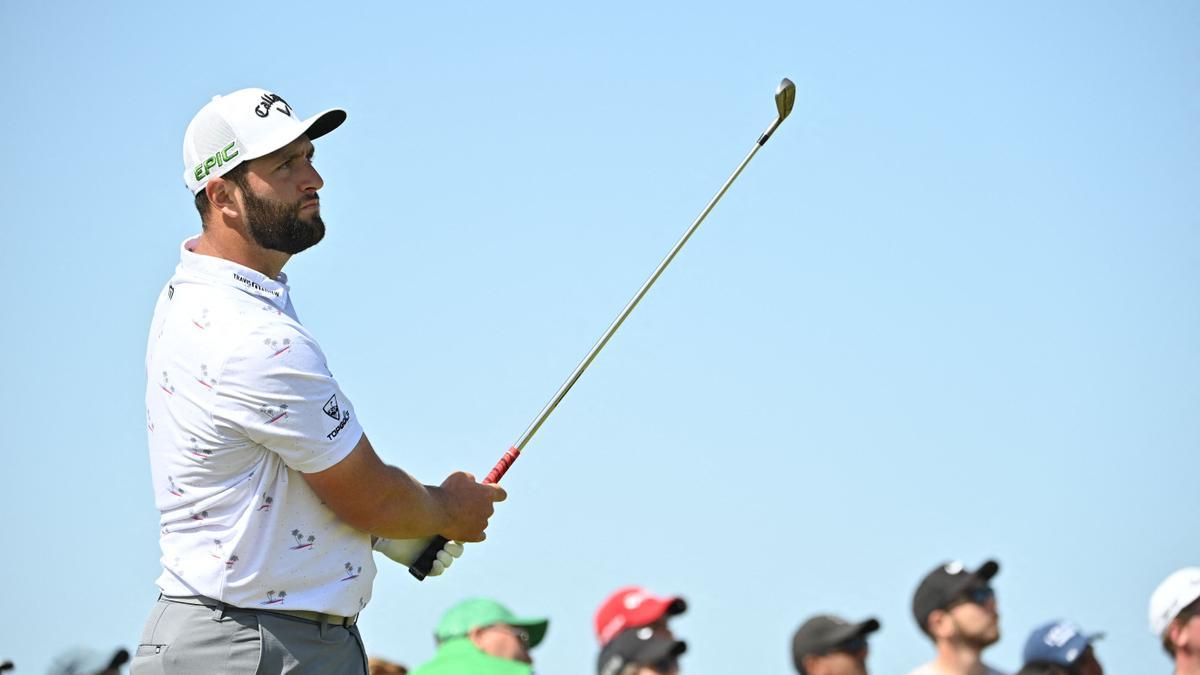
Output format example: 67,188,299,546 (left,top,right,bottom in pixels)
951,614,1000,649
241,187,325,255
